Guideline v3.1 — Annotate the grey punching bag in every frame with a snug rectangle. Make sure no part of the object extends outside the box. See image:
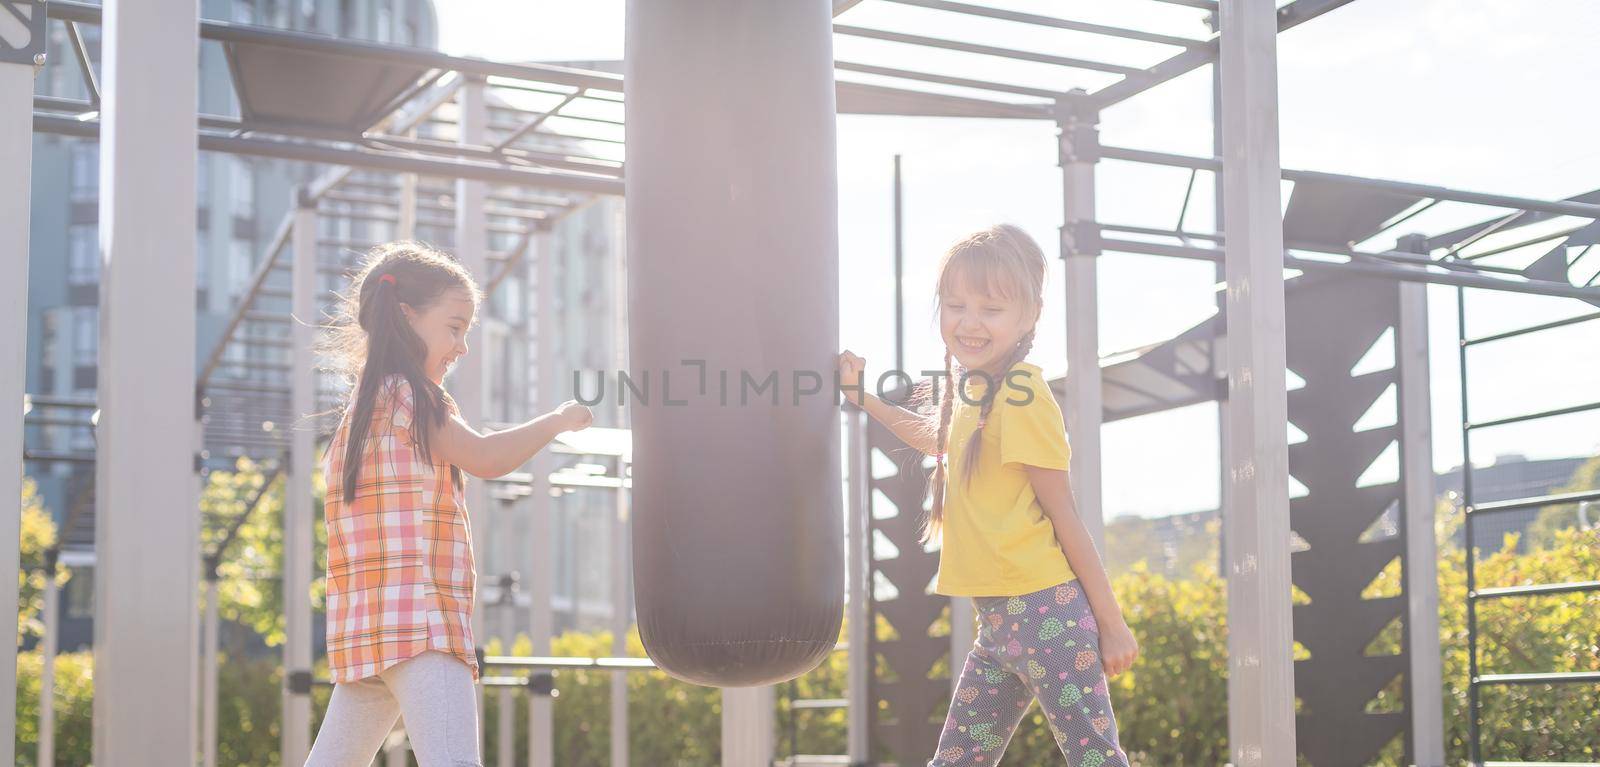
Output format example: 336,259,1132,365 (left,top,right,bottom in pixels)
624,0,843,687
